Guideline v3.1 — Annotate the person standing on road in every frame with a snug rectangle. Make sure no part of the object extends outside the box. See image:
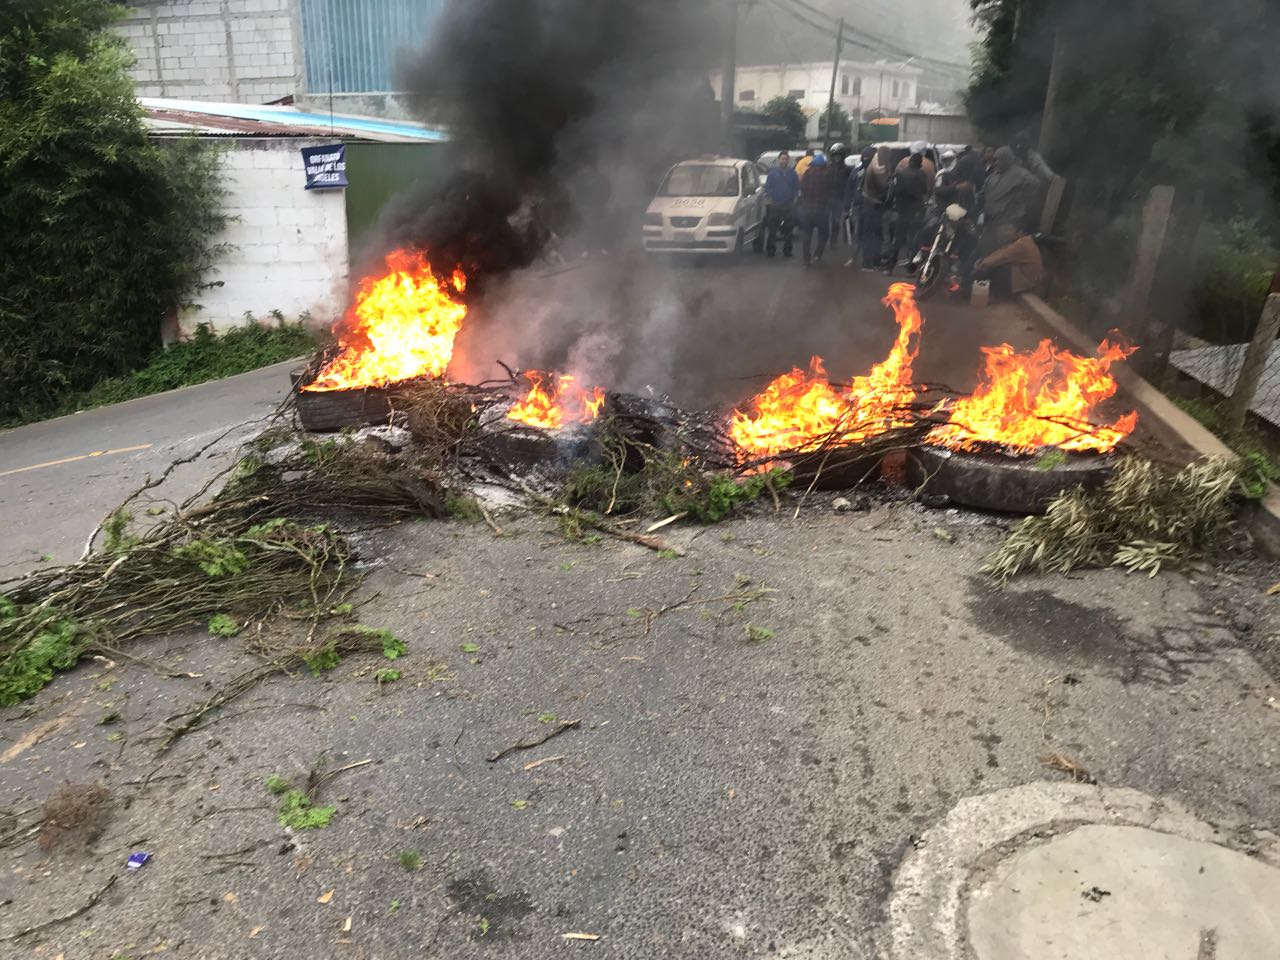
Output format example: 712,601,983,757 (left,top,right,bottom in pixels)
858,146,890,271
762,150,800,258
796,153,833,266
895,141,936,199
885,151,928,274
794,148,815,180
826,143,850,249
